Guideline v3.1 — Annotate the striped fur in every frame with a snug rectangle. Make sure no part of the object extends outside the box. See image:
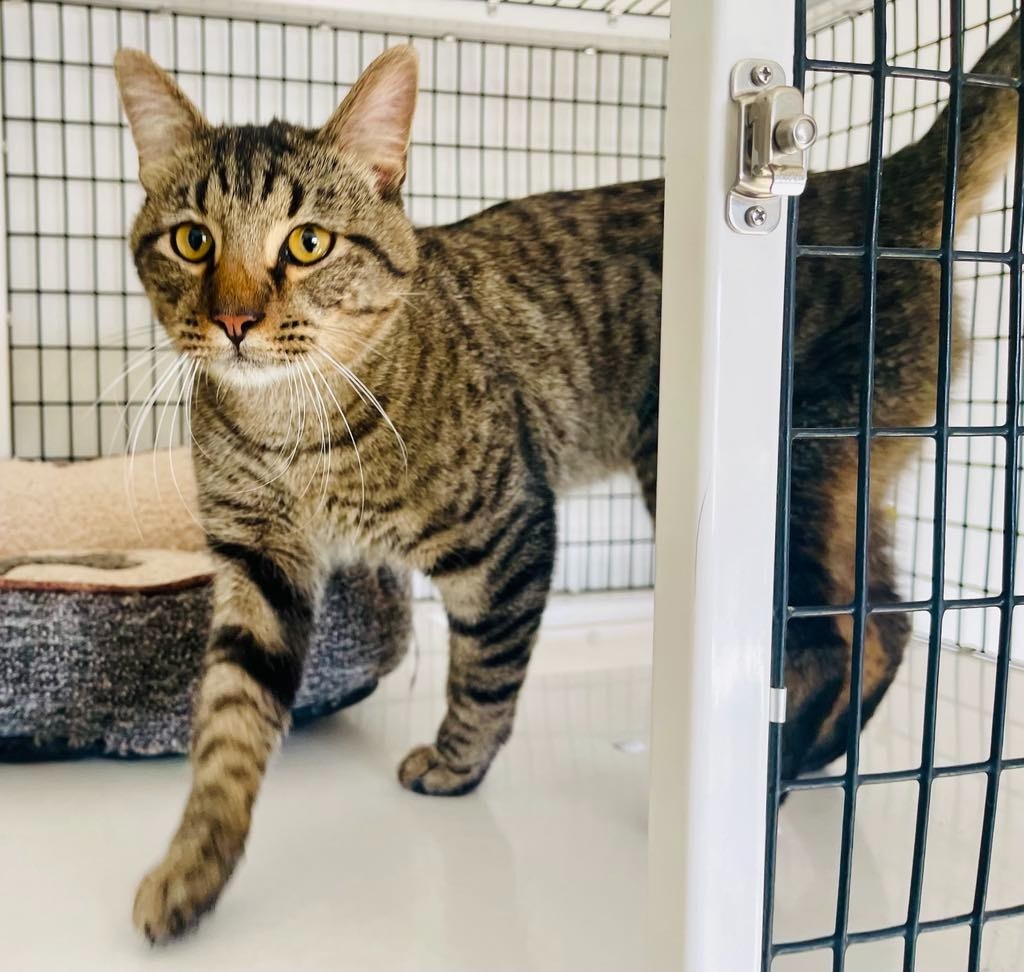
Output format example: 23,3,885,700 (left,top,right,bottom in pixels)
116,46,660,941
114,23,1019,942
